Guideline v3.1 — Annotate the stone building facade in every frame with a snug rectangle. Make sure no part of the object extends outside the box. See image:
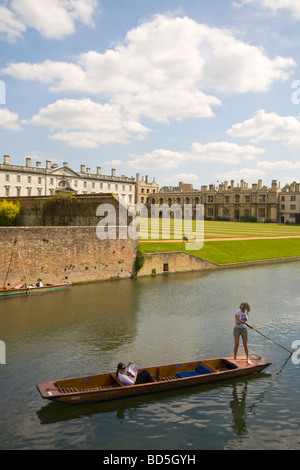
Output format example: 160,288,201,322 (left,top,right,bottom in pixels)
0,155,135,205
135,172,159,205
146,179,282,223
279,183,300,224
